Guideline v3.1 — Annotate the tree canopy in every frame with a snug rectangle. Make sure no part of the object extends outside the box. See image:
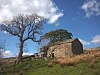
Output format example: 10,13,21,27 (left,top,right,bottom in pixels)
42,29,73,44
